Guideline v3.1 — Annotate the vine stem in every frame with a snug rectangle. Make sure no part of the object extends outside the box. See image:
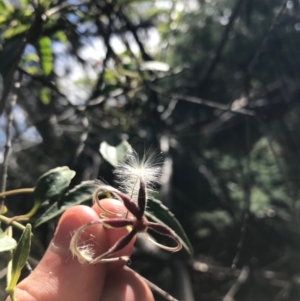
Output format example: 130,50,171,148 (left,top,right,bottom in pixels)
0,188,34,198
0,215,27,232
0,215,45,254
0,79,19,218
